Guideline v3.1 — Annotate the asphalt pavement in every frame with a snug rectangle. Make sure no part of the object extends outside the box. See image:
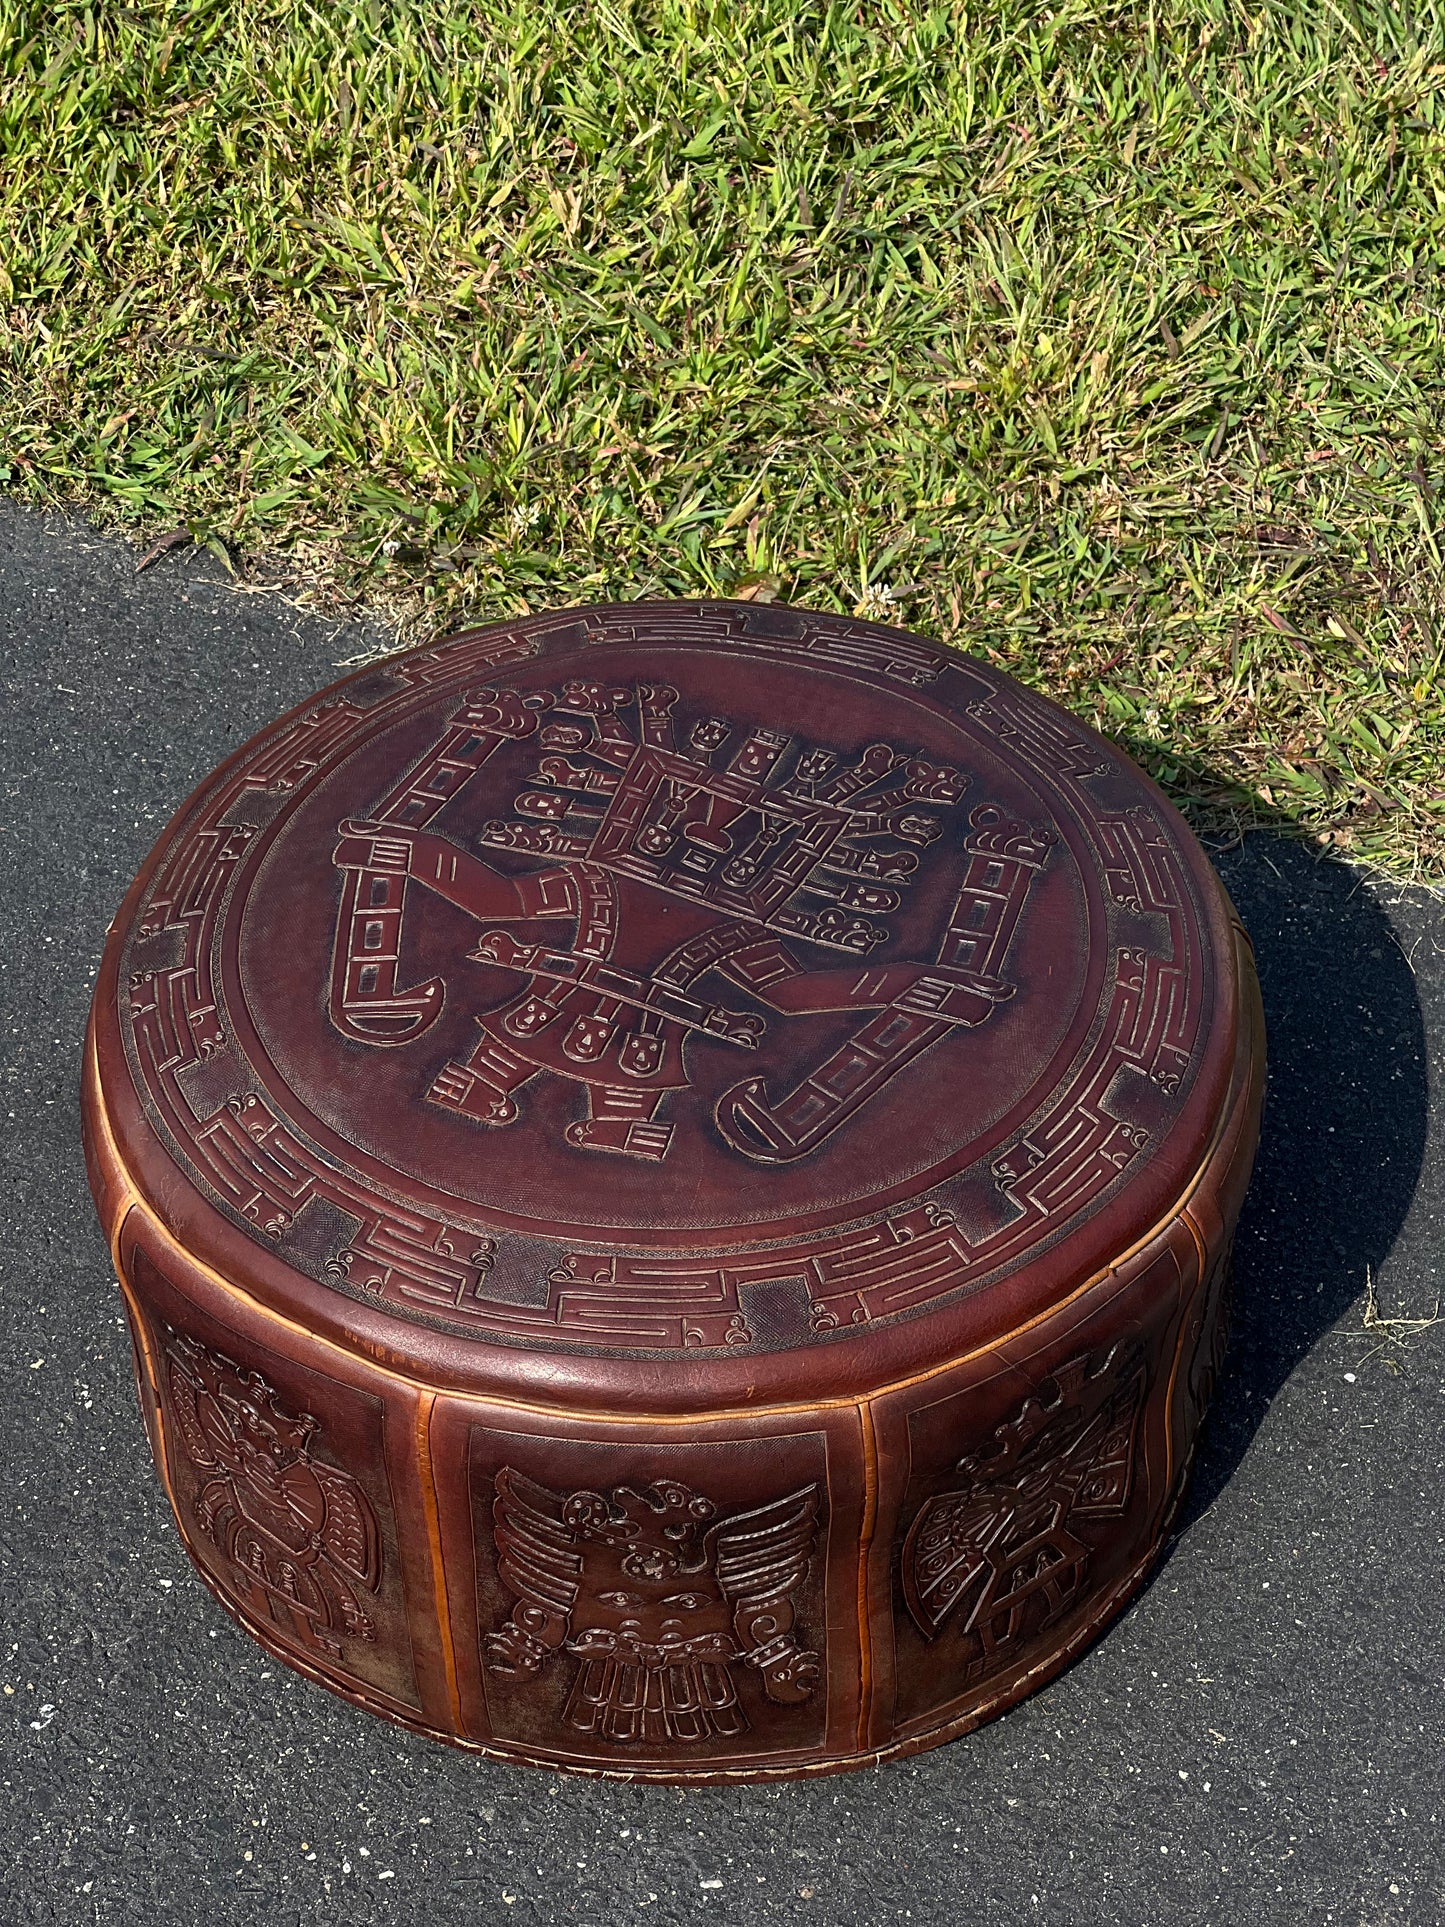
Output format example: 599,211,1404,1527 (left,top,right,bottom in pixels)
2,500,1443,1927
